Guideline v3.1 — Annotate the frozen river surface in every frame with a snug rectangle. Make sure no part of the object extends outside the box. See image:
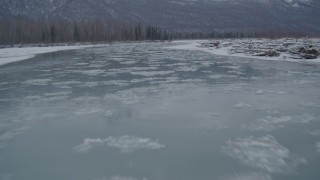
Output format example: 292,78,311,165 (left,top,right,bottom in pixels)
1,42,320,180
